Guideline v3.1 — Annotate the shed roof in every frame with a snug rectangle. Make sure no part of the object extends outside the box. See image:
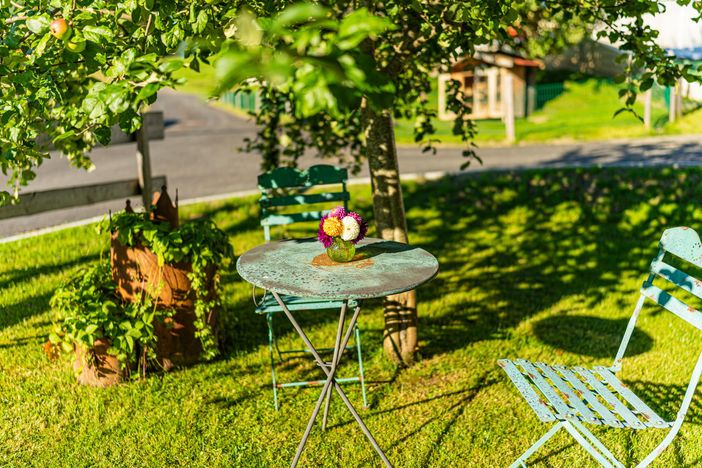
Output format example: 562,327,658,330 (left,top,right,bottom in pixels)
451,47,542,72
